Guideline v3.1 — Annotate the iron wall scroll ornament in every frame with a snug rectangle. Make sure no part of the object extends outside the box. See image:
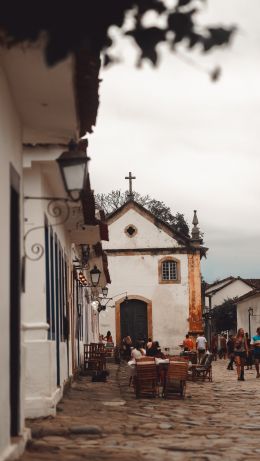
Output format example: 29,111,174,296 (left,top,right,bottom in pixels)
23,197,70,261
